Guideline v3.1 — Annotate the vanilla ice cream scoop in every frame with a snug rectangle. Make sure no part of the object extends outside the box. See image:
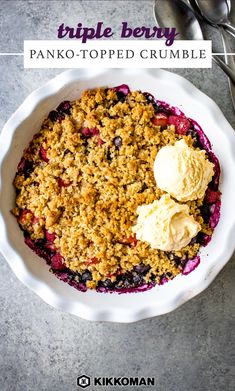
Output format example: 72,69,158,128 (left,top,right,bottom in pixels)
132,194,201,251
154,139,214,202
